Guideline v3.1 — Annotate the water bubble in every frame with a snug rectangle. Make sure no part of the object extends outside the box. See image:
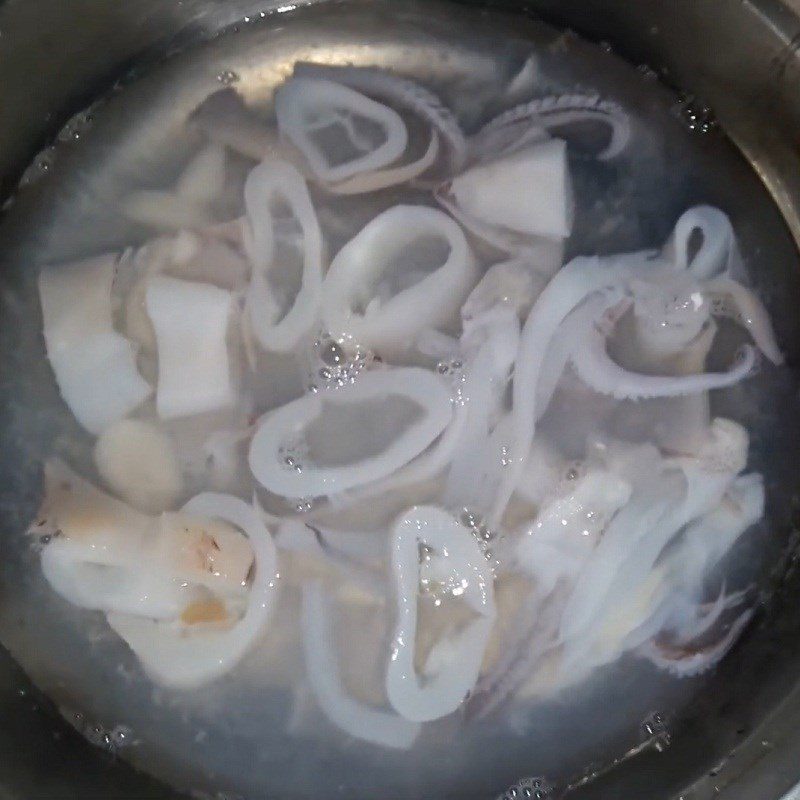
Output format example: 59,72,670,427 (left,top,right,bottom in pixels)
319,339,345,367
641,711,671,751
217,70,239,85
672,94,718,134
637,63,659,81
294,497,314,513
499,777,554,800
418,542,434,563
